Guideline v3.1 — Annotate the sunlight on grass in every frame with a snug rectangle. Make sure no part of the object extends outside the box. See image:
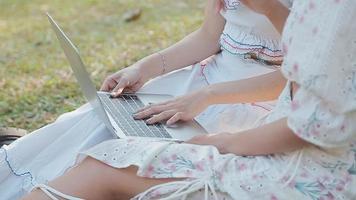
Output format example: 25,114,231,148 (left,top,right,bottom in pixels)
0,0,204,131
